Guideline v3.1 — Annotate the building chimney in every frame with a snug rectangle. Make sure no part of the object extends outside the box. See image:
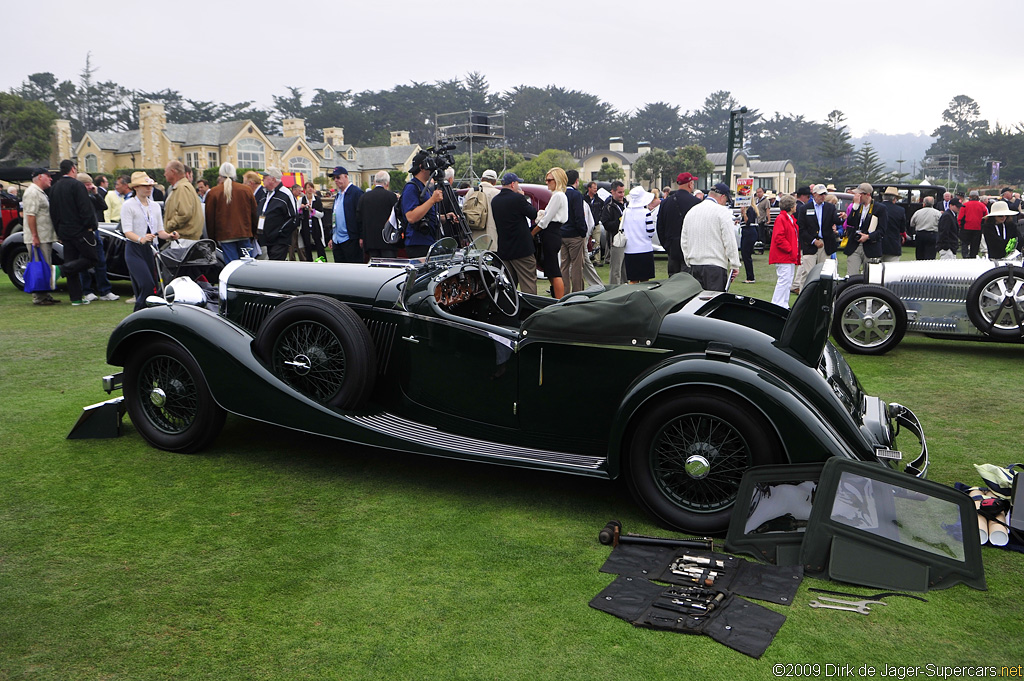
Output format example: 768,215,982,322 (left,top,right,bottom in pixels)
637,141,651,155
323,127,344,148
390,131,411,147
609,137,624,152
51,119,72,168
282,118,306,140
139,102,167,168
